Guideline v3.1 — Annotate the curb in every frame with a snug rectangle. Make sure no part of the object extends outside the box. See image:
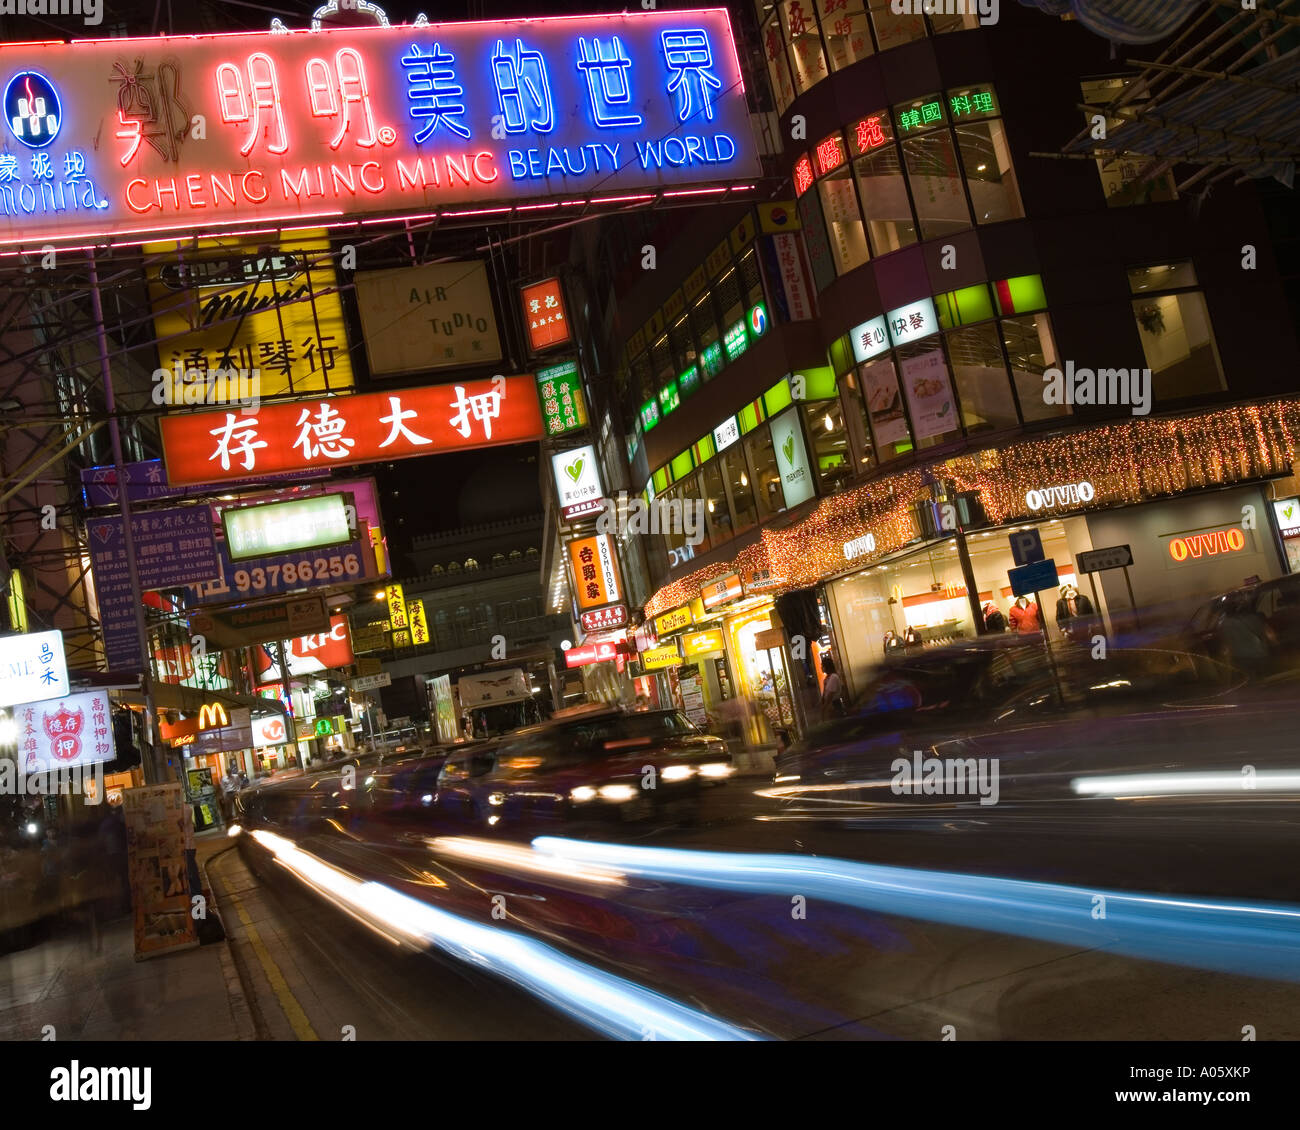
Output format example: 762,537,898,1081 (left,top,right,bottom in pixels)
198,843,258,1041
